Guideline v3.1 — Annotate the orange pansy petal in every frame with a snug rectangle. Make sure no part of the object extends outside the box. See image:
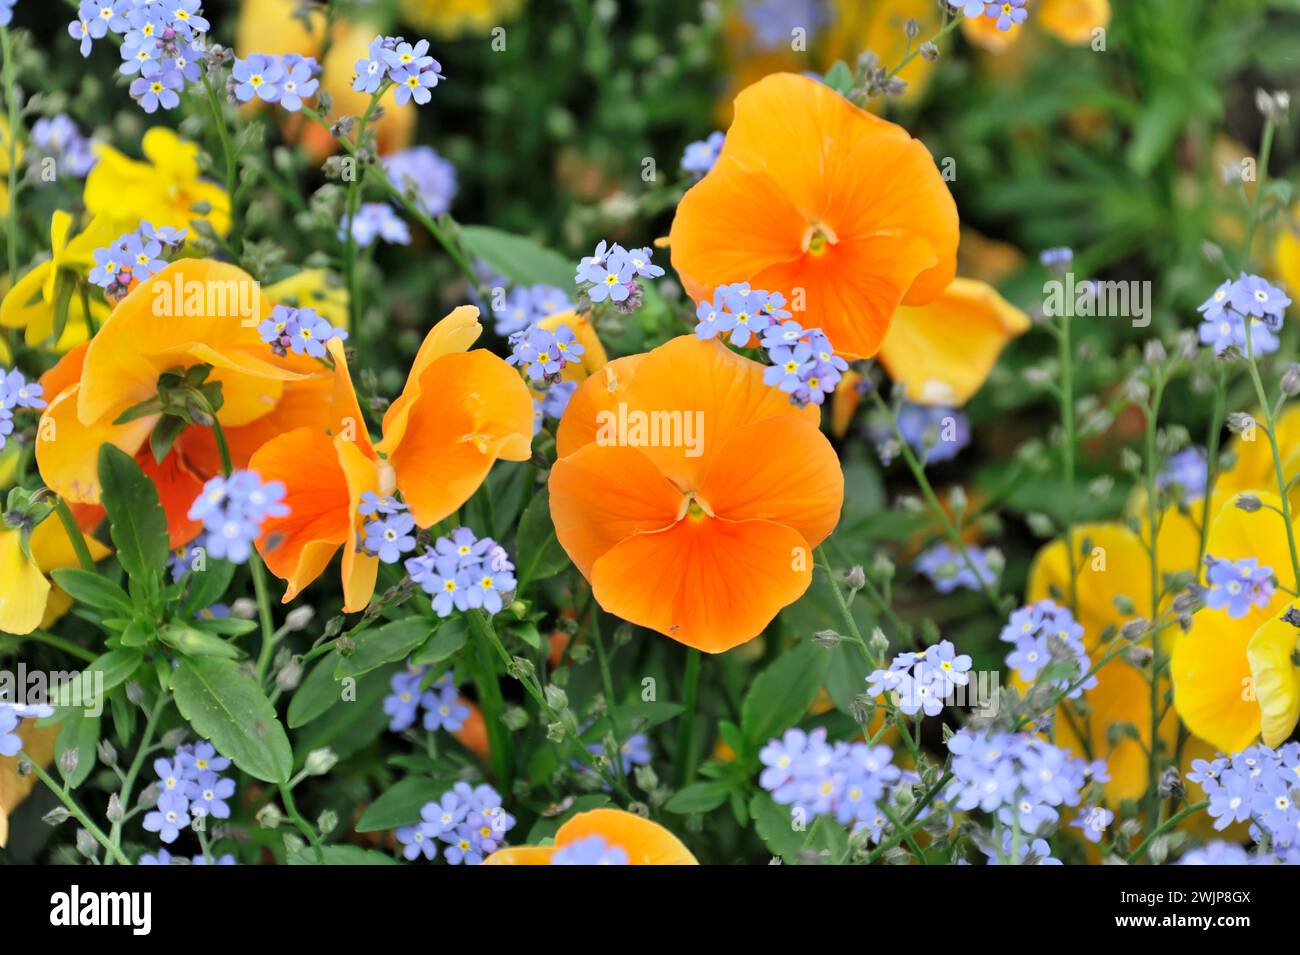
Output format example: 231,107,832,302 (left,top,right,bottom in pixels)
699,415,843,548
35,384,156,504
379,305,483,452
554,354,645,459
137,449,205,548
618,336,817,492
385,350,534,528
482,846,558,865
335,435,381,612
38,341,90,400
590,516,812,653
250,427,352,599
554,808,699,865
549,442,683,577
